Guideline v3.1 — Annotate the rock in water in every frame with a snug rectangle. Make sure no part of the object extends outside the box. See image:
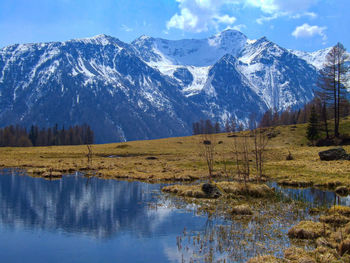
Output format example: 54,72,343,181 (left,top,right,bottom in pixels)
318,148,350,161
335,186,350,196
201,183,222,198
